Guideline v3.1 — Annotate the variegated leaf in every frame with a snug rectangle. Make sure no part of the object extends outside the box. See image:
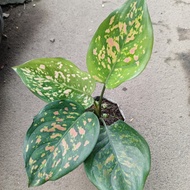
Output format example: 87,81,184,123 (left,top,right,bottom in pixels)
87,0,153,88
24,100,100,187
13,58,96,108
84,120,150,190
